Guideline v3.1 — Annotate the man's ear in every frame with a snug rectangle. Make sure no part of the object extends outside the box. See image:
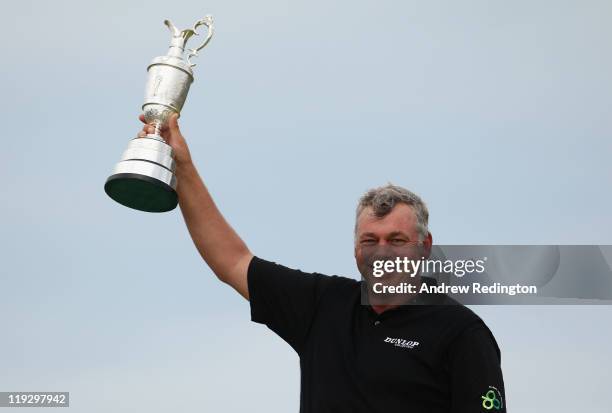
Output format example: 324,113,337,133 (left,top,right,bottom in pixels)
422,232,433,259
